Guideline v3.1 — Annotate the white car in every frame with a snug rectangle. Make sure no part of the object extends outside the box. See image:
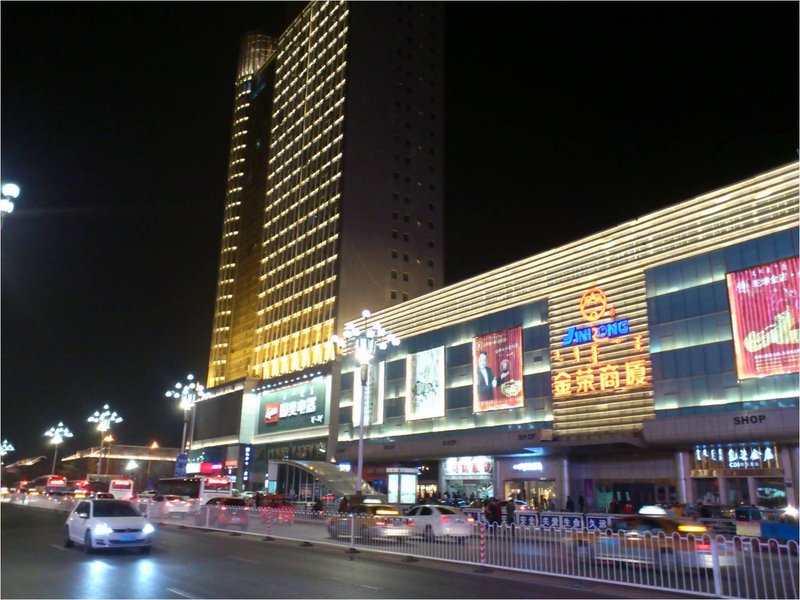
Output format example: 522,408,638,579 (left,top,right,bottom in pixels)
406,505,475,541
64,499,155,554
151,494,193,517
